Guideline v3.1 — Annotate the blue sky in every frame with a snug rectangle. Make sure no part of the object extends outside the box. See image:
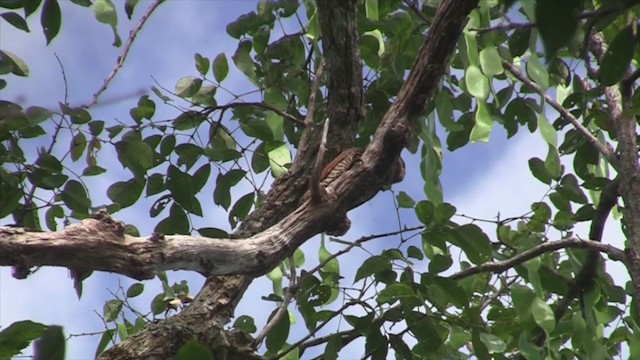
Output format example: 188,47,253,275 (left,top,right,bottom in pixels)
0,1,629,358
